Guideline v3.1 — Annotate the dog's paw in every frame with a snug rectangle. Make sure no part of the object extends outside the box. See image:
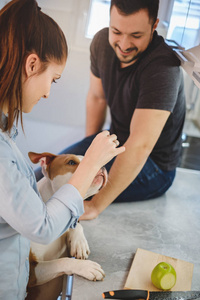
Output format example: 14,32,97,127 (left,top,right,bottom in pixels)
70,259,105,281
67,223,90,259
